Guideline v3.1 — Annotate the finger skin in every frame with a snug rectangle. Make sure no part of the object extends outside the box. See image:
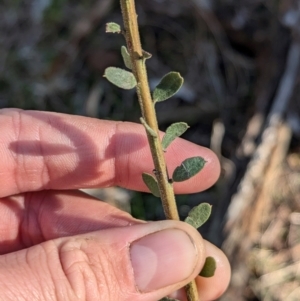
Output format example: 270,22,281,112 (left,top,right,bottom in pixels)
170,241,231,301
0,191,230,301
0,109,228,300
0,109,220,198
195,241,231,300
0,221,206,301
0,190,142,254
